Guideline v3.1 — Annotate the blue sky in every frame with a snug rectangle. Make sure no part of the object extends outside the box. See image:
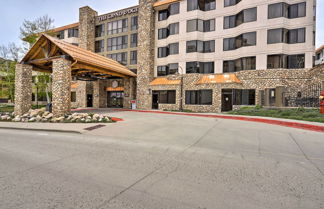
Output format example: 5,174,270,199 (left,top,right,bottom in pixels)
0,0,323,48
